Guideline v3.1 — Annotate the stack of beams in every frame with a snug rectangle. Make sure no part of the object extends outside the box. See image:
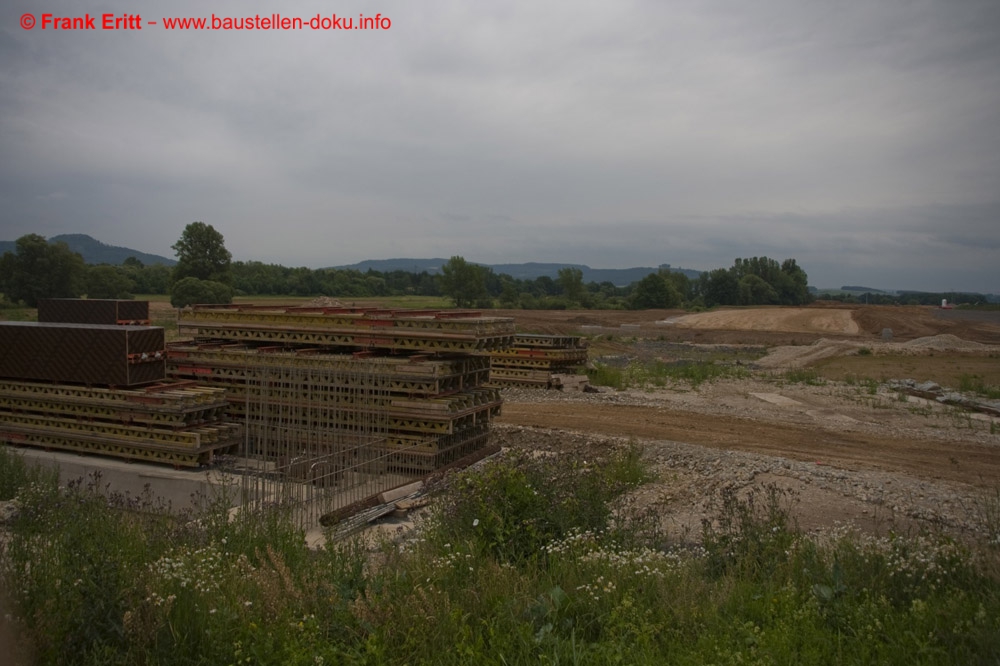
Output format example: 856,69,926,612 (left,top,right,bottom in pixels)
0,379,242,467
168,306,514,472
177,306,515,353
0,314,243,467
489,334,589,387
